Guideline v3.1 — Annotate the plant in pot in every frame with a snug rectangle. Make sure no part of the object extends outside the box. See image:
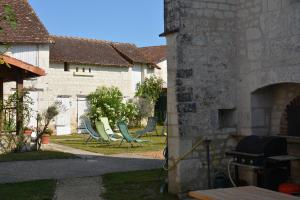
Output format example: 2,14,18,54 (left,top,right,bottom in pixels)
41,128,53,144
34,103,60,151
23,126,33,136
